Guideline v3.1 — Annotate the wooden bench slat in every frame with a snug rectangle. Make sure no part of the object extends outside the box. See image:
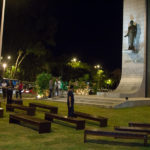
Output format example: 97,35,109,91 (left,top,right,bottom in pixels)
84,129,148,146
74,111,107,127
45,112,85,130
129,122,150,128
12,99,23,105
29,102,58,114
6,104,35,116
115,126,150,134
9,114,51,133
